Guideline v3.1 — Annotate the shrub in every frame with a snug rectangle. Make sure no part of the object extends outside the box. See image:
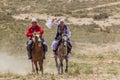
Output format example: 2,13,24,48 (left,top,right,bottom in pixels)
93,13,109,20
